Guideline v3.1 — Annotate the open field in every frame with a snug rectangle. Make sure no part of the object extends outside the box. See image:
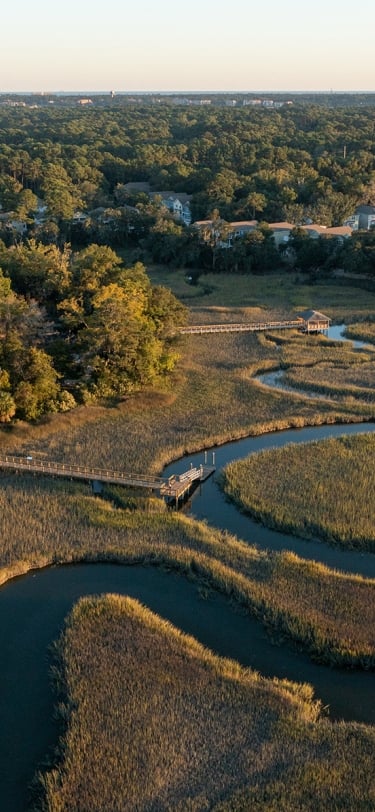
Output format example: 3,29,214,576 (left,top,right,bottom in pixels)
220,433,375,553
37,595,375,812
148,267,375,323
